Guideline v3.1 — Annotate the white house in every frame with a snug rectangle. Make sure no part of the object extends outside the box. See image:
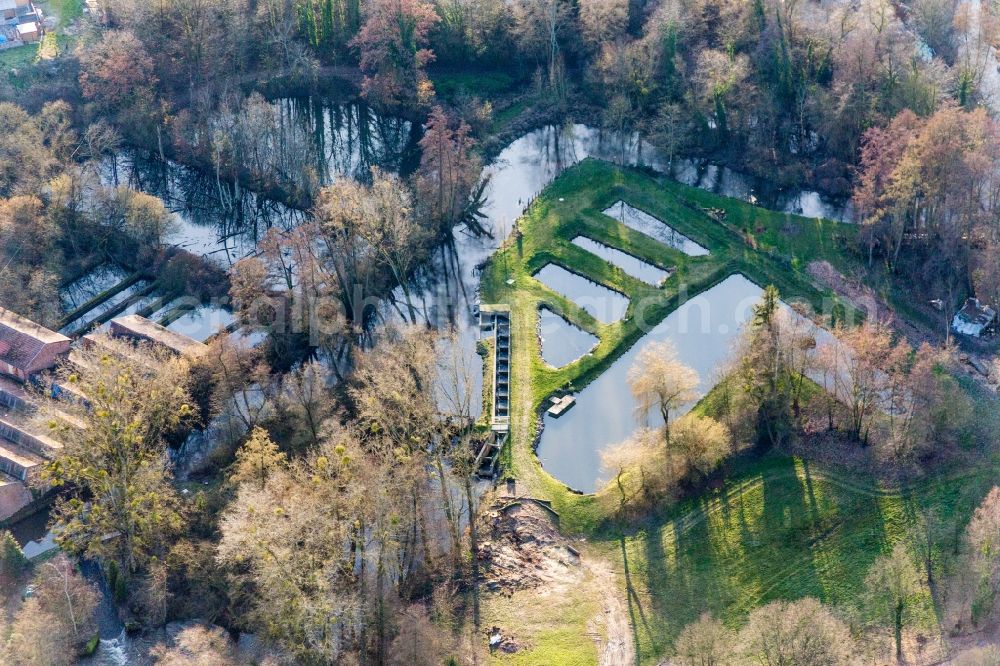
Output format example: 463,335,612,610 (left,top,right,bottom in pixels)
952,298,997,338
